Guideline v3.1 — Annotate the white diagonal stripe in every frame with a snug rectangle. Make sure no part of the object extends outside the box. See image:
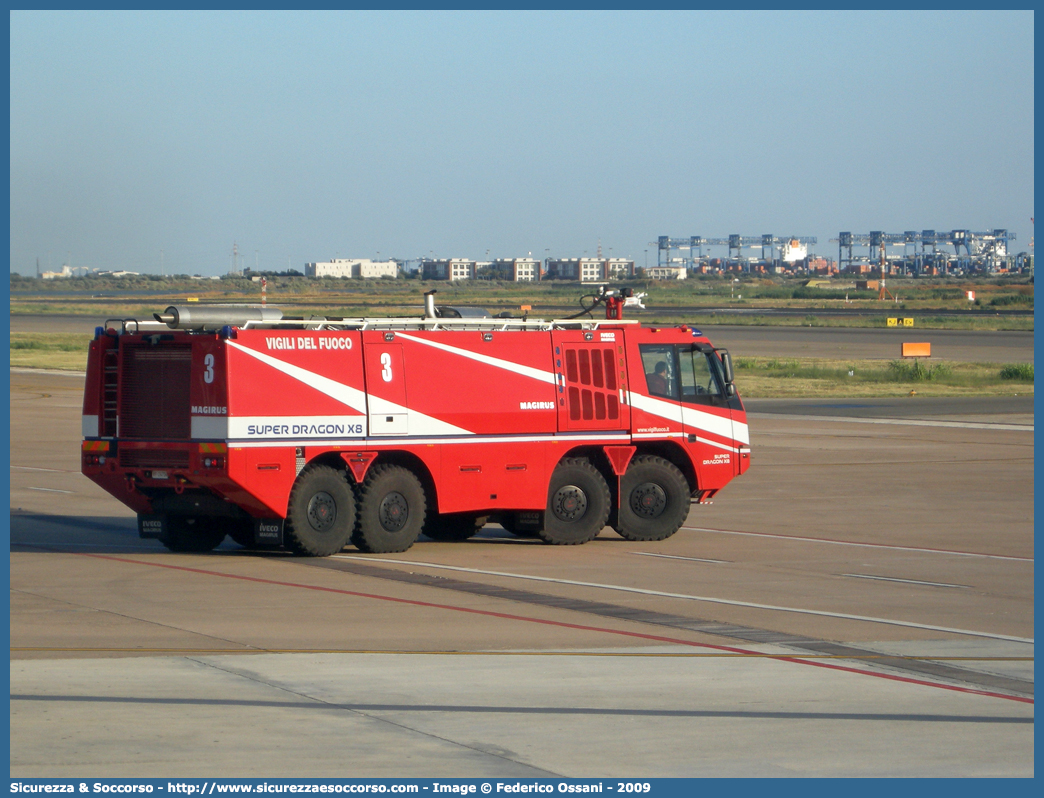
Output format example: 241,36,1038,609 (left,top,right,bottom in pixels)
227,341,472,436
628,391,750,446
396,332,559,385
228,341,368,413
